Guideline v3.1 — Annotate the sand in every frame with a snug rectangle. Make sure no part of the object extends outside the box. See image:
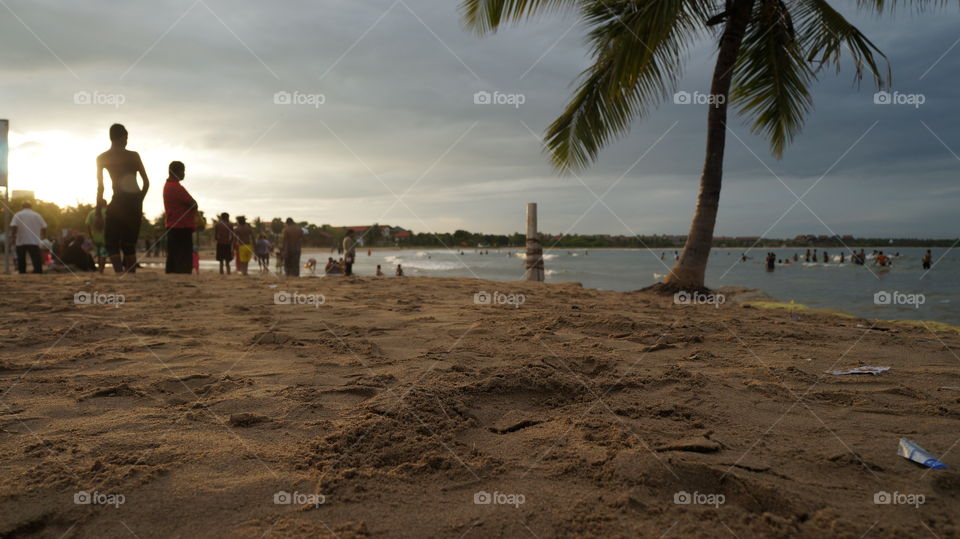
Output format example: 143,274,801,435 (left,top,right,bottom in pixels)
0,271,958,538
